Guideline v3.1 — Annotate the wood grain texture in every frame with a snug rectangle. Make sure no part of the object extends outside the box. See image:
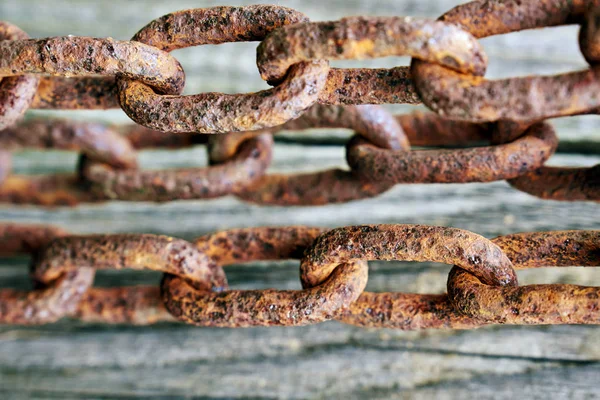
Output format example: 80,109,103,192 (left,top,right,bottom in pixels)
0,0,600,398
